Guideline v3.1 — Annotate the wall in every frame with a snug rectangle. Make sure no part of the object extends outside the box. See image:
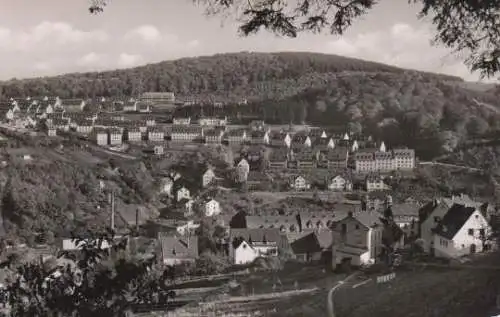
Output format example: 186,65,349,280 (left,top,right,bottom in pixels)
234,241,258,265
